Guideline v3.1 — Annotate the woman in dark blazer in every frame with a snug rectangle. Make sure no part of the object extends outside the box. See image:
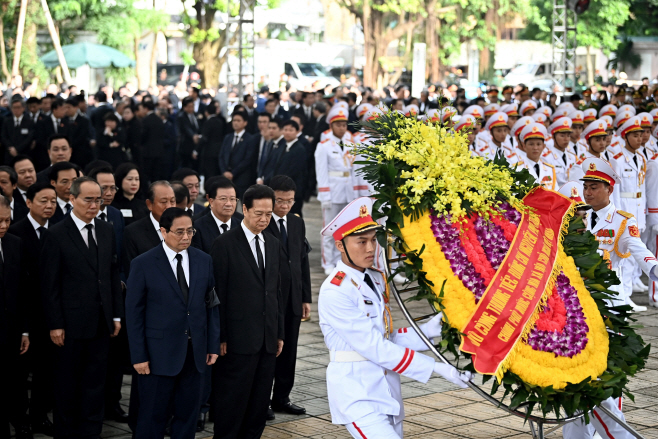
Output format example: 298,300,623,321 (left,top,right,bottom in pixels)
97,112,128,170
111,163,149,226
